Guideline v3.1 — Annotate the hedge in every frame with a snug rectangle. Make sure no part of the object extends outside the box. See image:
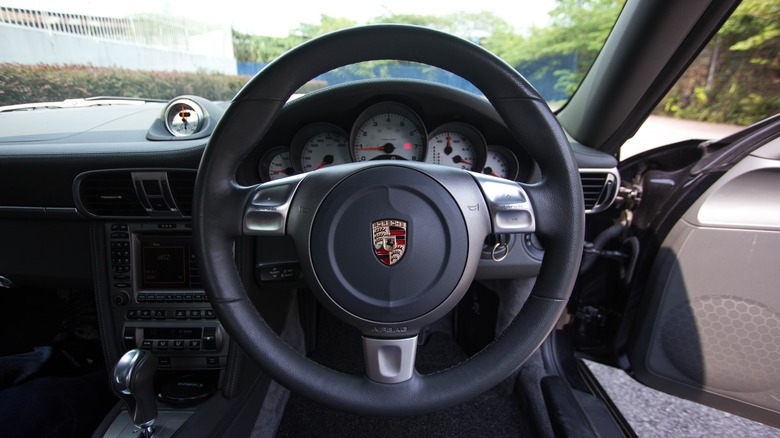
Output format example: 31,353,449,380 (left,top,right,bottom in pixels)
0,64,326,106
